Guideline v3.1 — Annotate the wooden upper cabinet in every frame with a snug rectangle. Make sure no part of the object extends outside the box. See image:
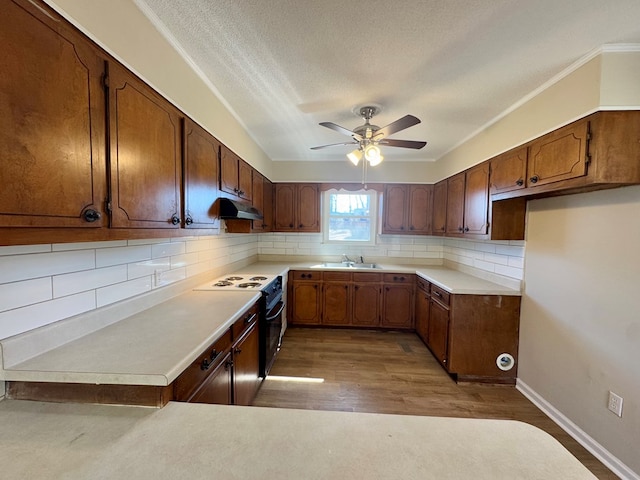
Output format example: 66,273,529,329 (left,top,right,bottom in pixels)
251,171,265,232
463,162,490,235
220,146,252,201
297,184,320,231
0,0,107,229
382,184,433,235
273,183,319,232
382,184,408,233
445,173,465,235
183,119,220,229
527,118,590,188
408,184,433,233
262,178,274,232
108,61,182,229
490,147,527,194
432,180,448,236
